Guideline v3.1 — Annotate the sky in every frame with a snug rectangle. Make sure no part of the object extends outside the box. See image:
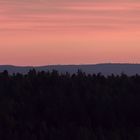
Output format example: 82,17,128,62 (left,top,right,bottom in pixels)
0,0,140,66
